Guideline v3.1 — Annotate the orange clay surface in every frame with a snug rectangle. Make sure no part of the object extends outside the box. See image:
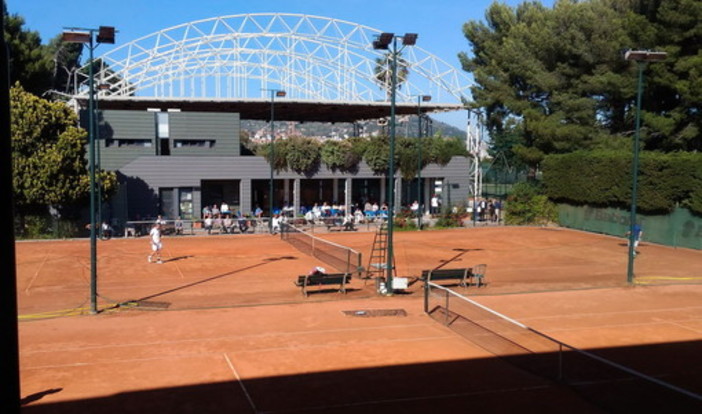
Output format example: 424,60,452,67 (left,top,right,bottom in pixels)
16,226,702,412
